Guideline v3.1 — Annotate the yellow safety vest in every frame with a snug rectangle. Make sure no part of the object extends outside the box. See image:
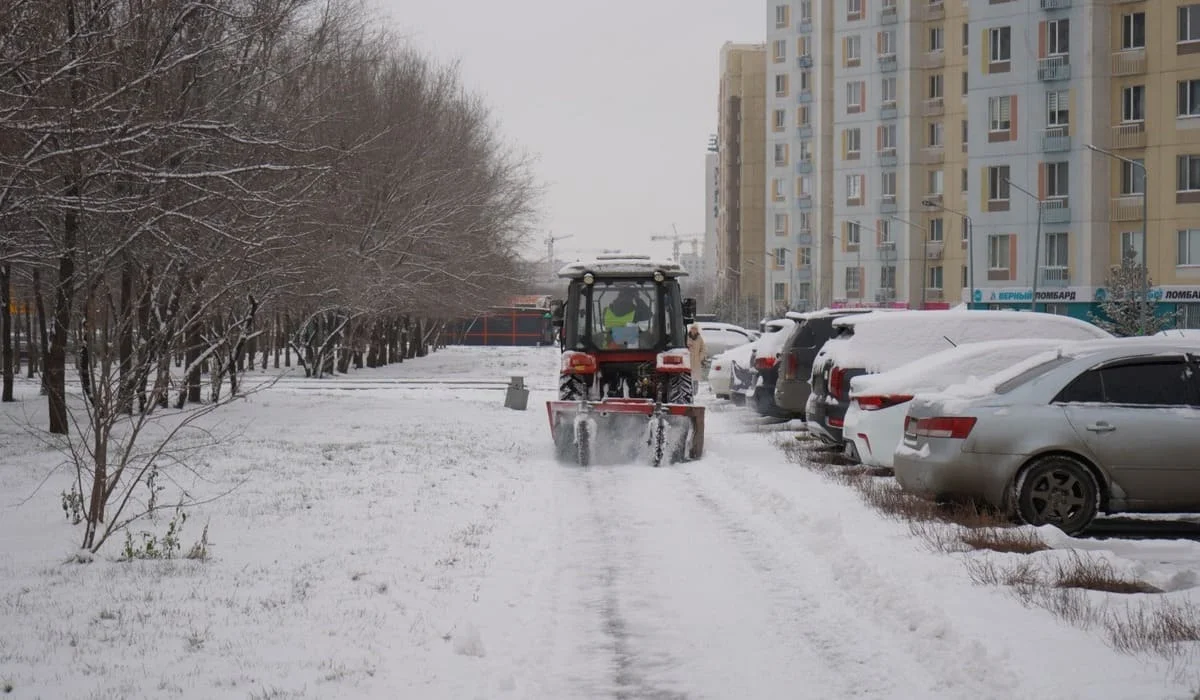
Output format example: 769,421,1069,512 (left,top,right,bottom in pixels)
604,306,635,328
